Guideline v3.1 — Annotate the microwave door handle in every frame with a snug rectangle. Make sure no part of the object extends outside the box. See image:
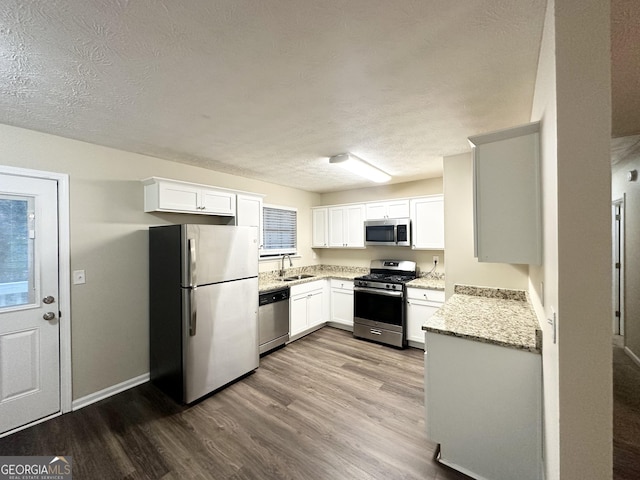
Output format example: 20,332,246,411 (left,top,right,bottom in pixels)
394,224,398,245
